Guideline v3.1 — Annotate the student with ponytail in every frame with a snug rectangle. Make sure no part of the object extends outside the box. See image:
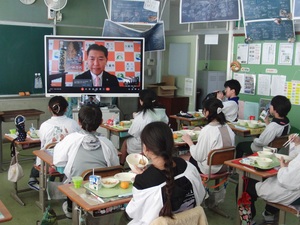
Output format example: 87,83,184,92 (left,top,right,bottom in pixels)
28,96,80,191
181,98,235,174
126,121,205,225
119,89,168,165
